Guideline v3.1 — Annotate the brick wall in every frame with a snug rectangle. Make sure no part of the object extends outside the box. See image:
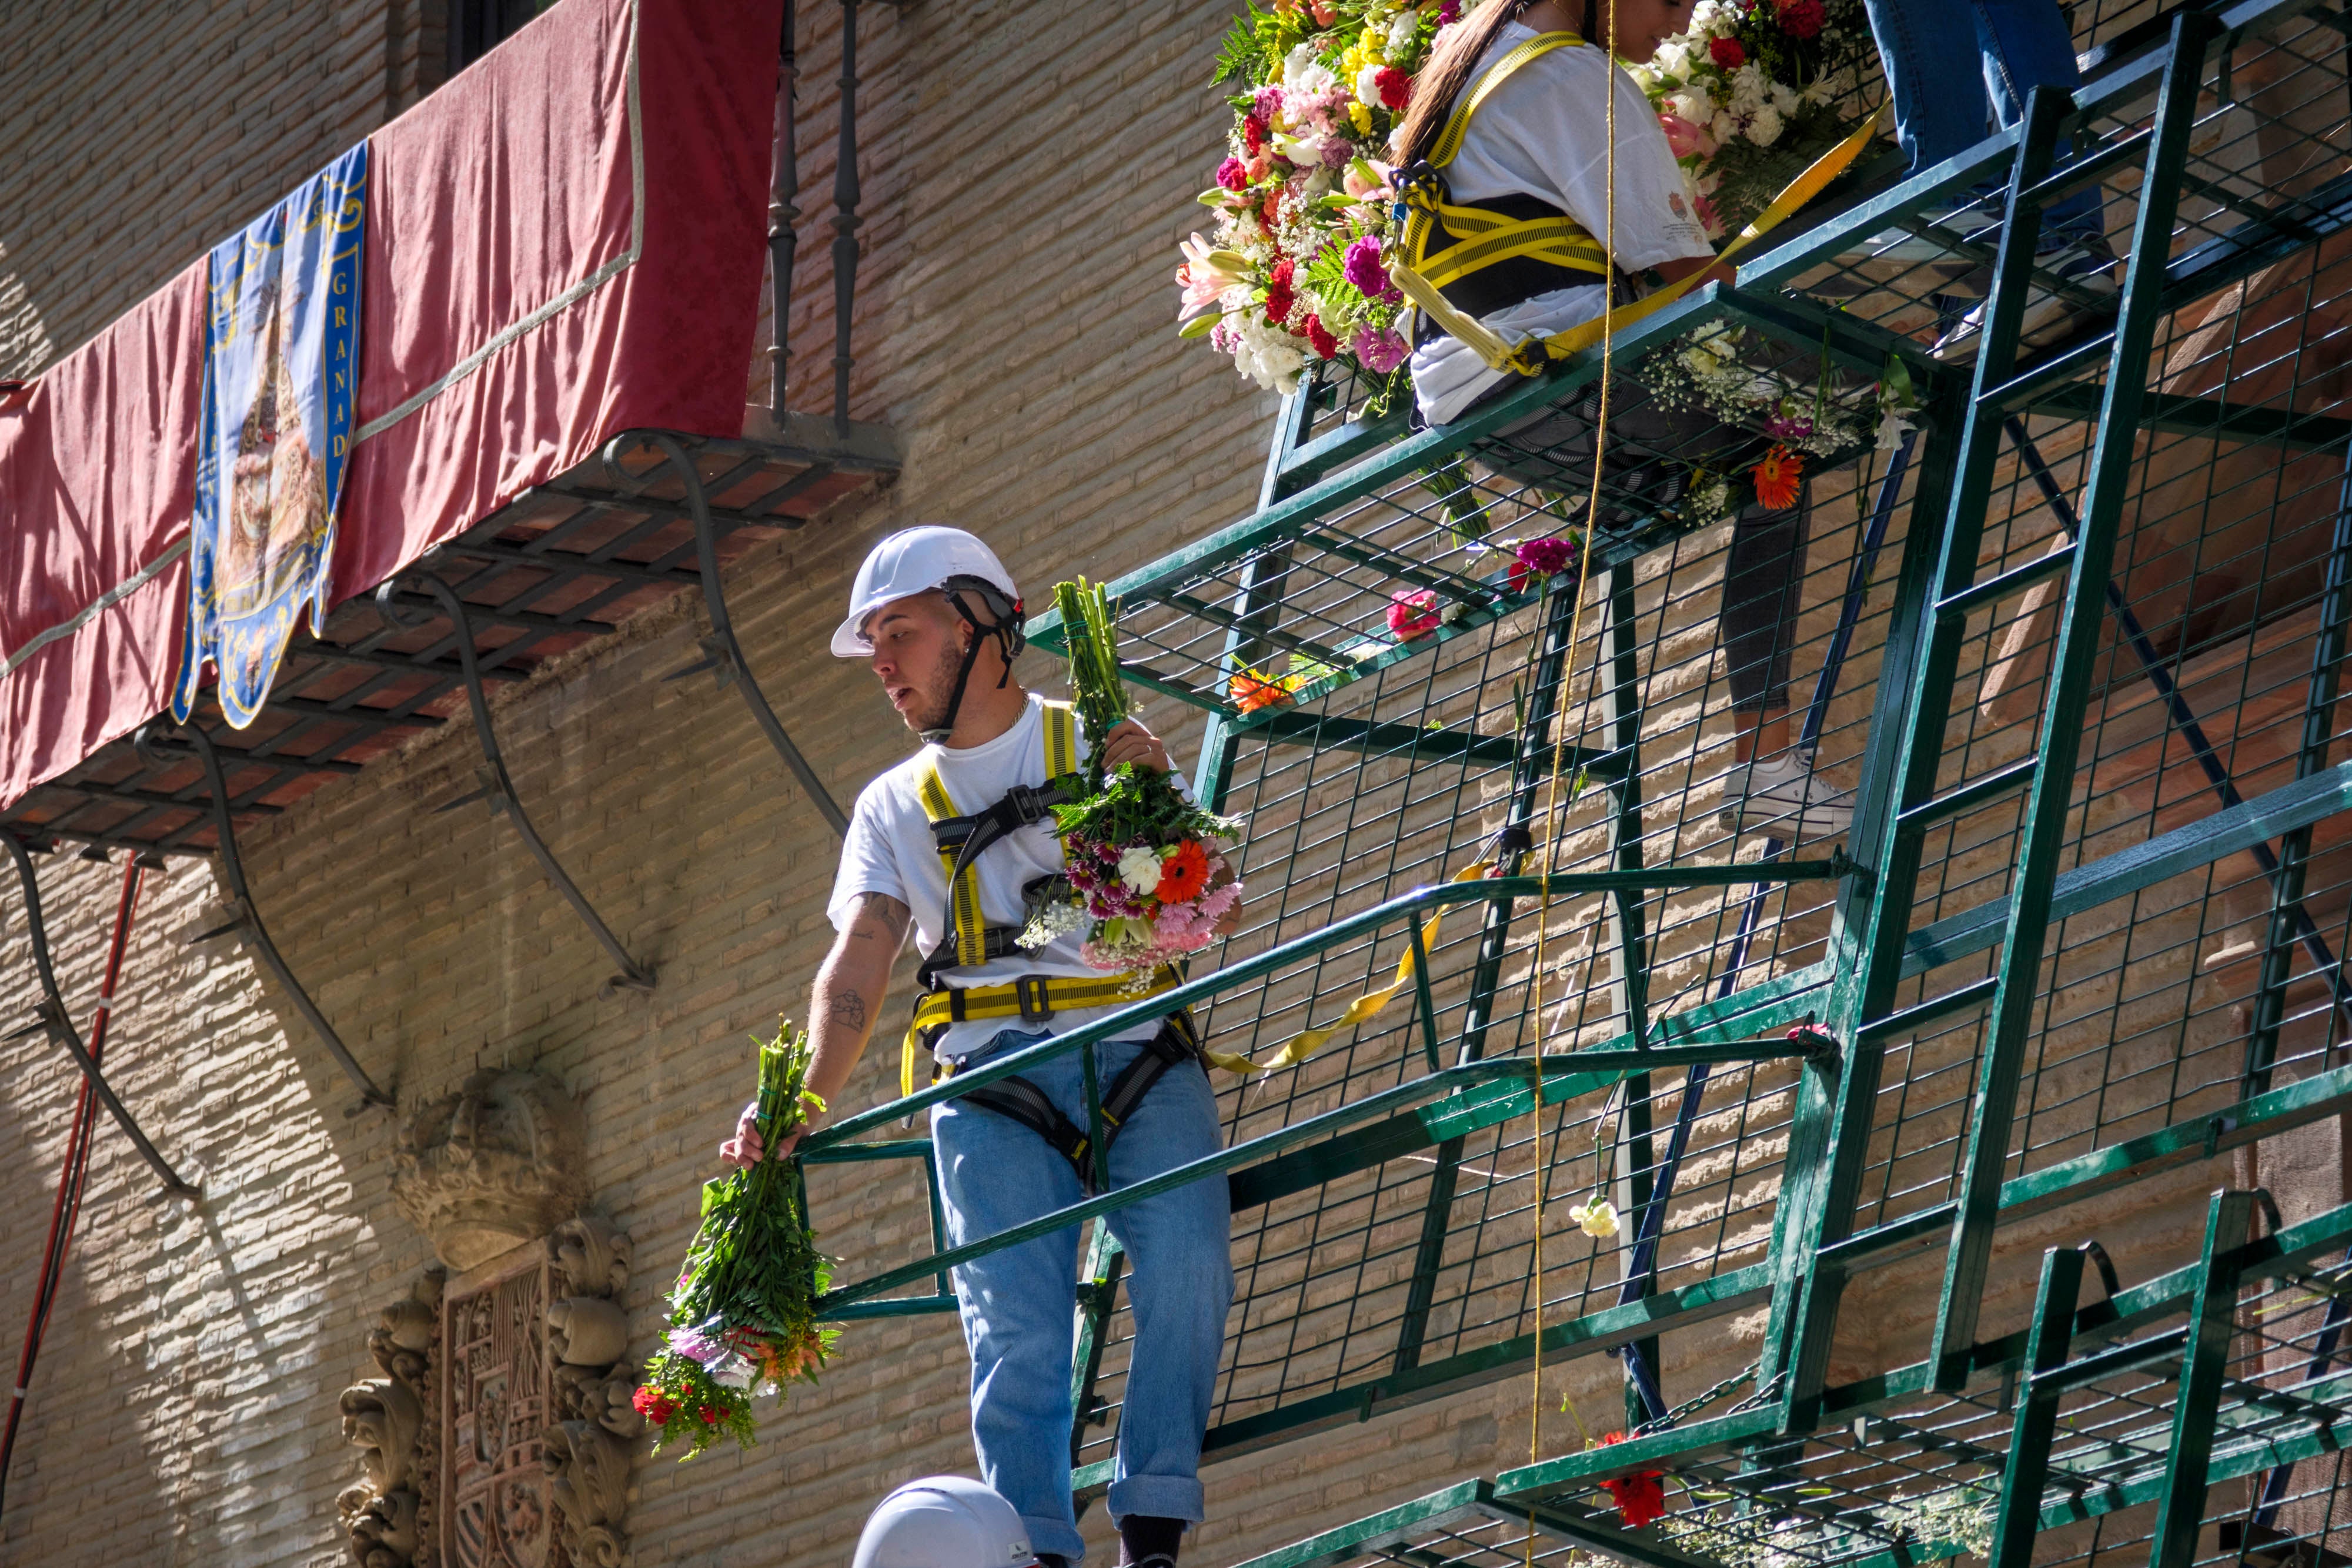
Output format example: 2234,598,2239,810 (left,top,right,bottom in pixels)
0,3,2279,1567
